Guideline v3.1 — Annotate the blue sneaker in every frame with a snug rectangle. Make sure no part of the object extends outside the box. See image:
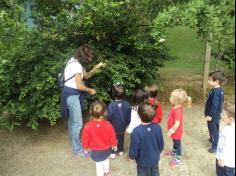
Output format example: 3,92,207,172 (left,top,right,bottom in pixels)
81,150,91,158
208,148,216,153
